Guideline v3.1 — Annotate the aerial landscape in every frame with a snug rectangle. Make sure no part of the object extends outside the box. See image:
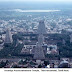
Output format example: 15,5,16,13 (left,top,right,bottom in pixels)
0,0,72,68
